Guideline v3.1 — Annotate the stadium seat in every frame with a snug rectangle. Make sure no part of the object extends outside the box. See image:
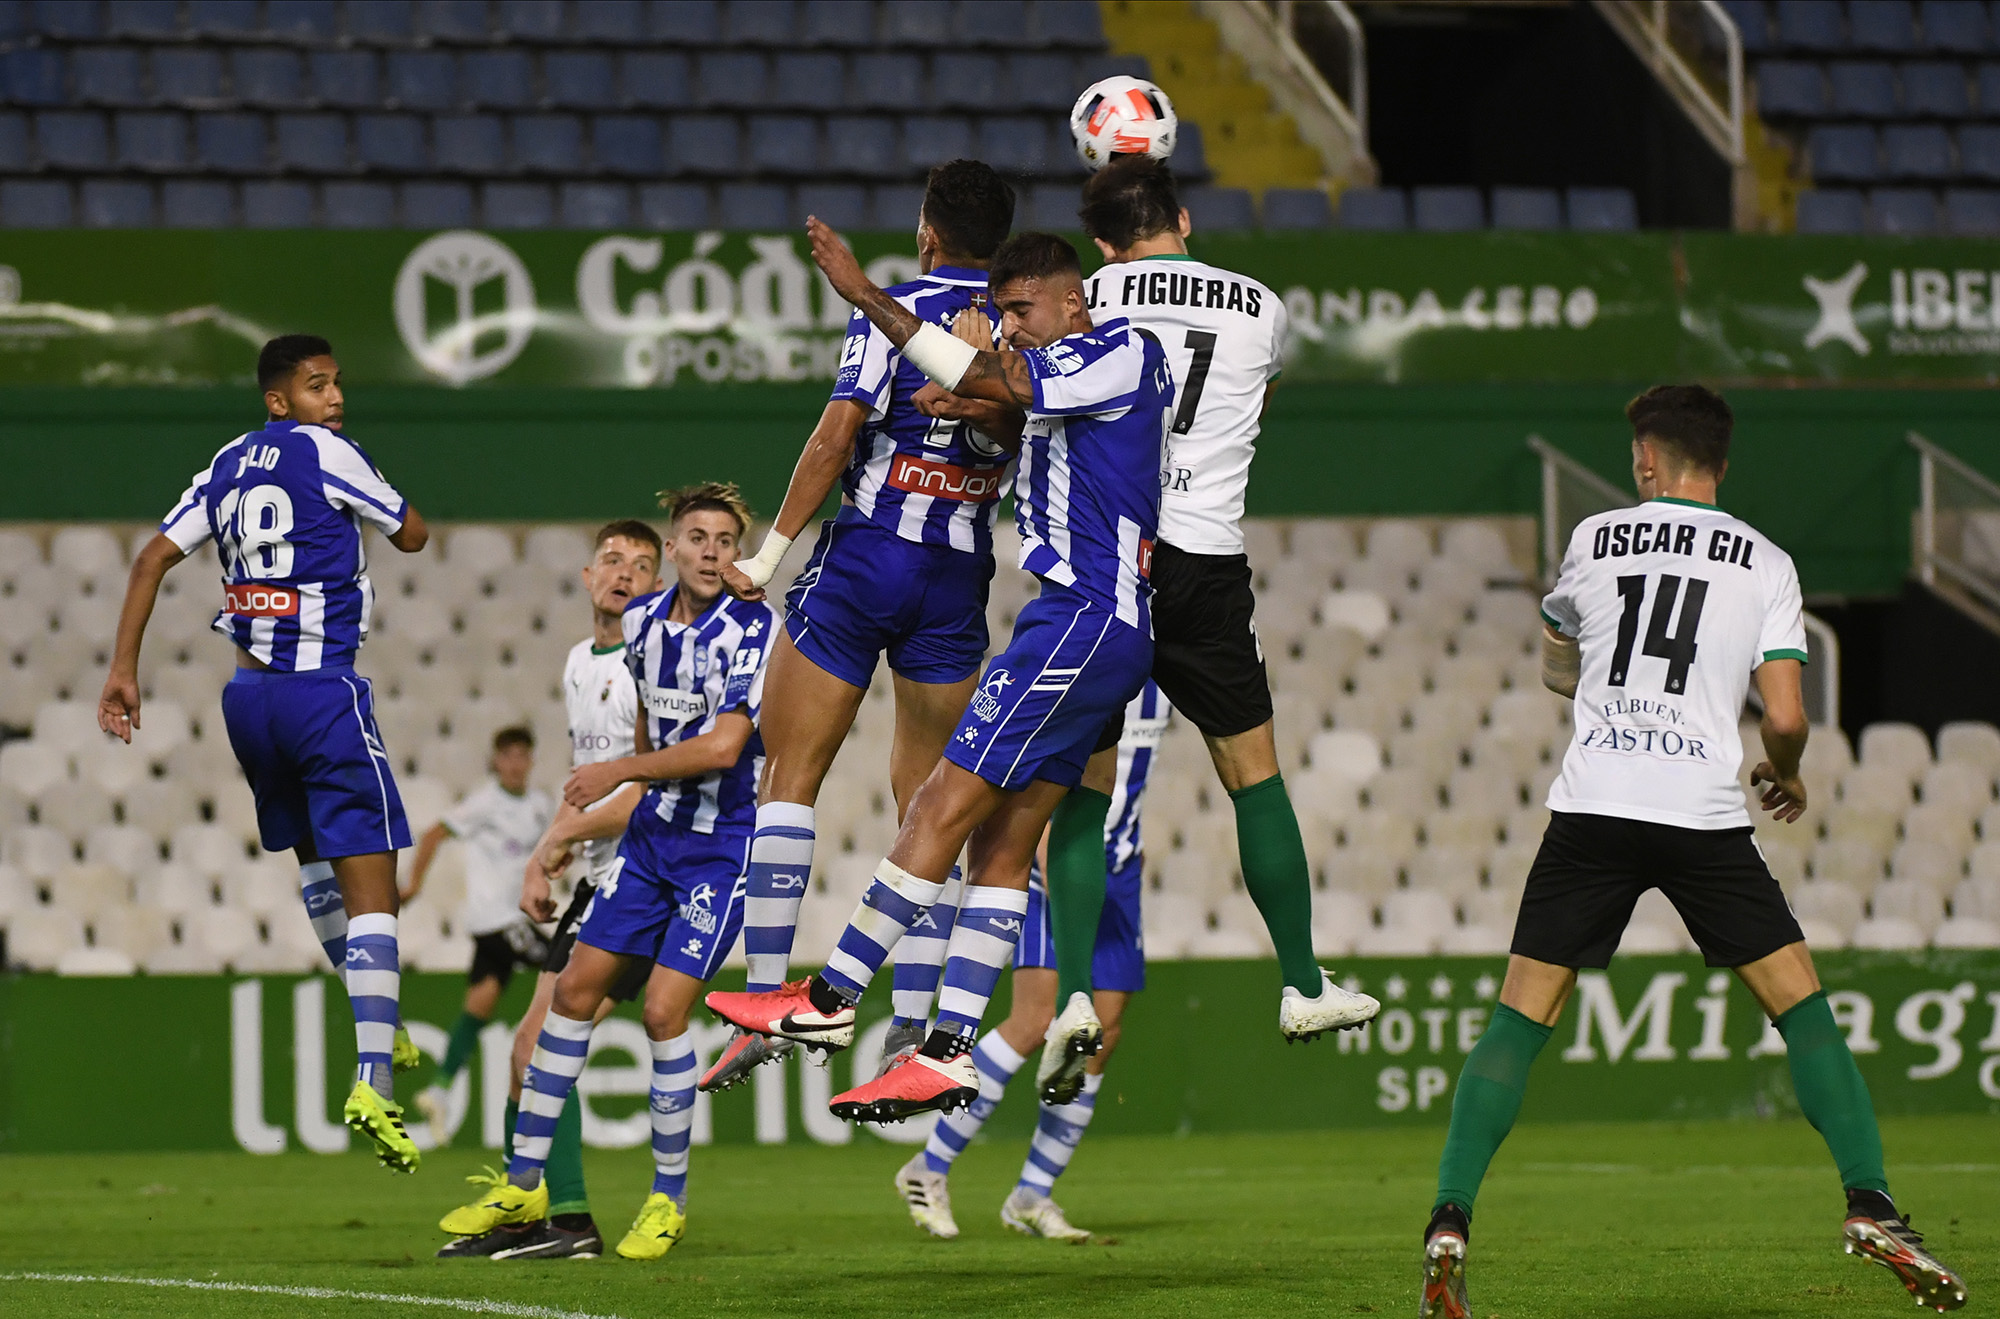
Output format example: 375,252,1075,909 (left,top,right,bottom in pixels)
622,51,693,110
1175,122,1210,180
1937,721,2000,774
1884,122,1955,175
1796,187,1867,230
1338,186,1408,230
1807,124,1884,179
80,178,154,227
1901,61,1971,115
901,114,974,171
1489,185,1562,229
355,114,427,173
1183,186,1255,233
1828,61,1900,116
1932,915,2000,947
242,180,313,226
881,0,952,45
869,182,925,227
386,51,459,113
461,51,535,111
546,52,619,112
1869,186,1941,232
1719,0,1774,51
1261,187,1333,230
767,52,846,113
1958,123,2000,178
934,52,1002,111
669,115,740,175
590,116,662,176
1777,0,1848,50
724,0,795,43
73,47,147,108
822,116,898,178
38,112,112,171
1411,186,1485,231
153,49,227,108
114,112,188,172
1025,182,1077,229
801,0,875,47
1039,0,1109,47
747,115,823,175
638,181,712,228
186,0,260,39
1564,186,1638,230
559,181,631,228
1007,53,1080,111
0,113,25,172
512,115,583,174
0,180,75,228
231,49,308,111
1918,0,1990,52
5,907,86,971
269,0,338,43
2,49,68,107
1758,61,1829,117
433,115,505,174
697,52,769,110
275,114,349,173
975,115,1048,173
852,52,928,111
1853,0,1920,51
1860,721,1933,775
420,0,491,42
795,182,868,230
717,181,789,229
195,113,269,173
323,181,395,228
497,0,565,40
161,180,234,227
307,51,381,112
